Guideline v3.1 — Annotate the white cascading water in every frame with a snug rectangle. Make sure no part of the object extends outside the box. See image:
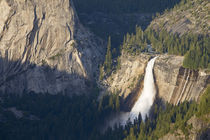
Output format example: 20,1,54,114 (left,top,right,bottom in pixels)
129,56,158,121
106,57,158,129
